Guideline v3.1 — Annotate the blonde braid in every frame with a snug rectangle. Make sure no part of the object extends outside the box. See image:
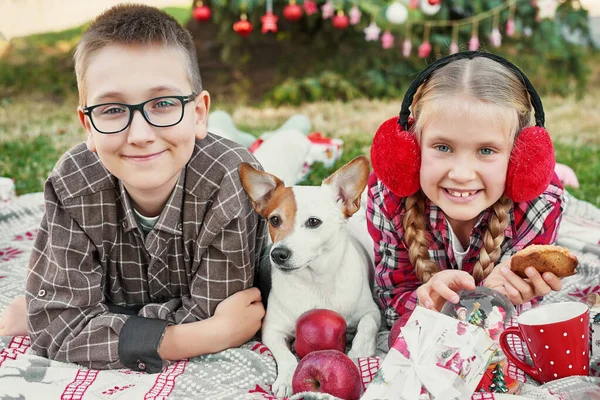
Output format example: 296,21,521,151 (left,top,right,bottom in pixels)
472,195,513,284
403,191,440,283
